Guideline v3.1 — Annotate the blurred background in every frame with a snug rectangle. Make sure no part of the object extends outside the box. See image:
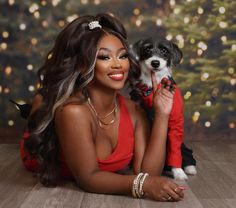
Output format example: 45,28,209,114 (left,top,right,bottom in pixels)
0,0,235,143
